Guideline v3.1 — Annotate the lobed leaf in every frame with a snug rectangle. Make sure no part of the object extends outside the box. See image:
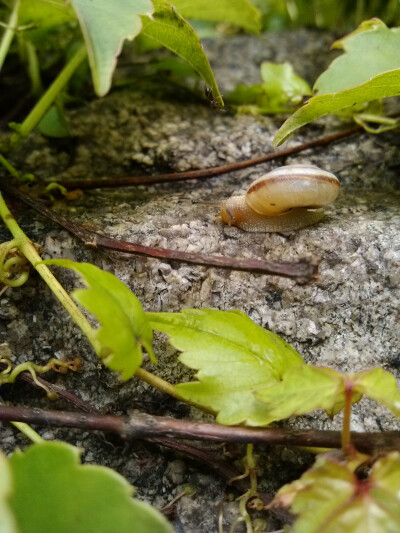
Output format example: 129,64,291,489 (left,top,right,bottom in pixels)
8,441,173,533
271,452,400,532
70,0,154,96
171,0,261,34
148,308,304,426
140,0,223,107
45,260,155,380
256,365,400,424
255,366,350,424
274,19,400,145
352,367,400,418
